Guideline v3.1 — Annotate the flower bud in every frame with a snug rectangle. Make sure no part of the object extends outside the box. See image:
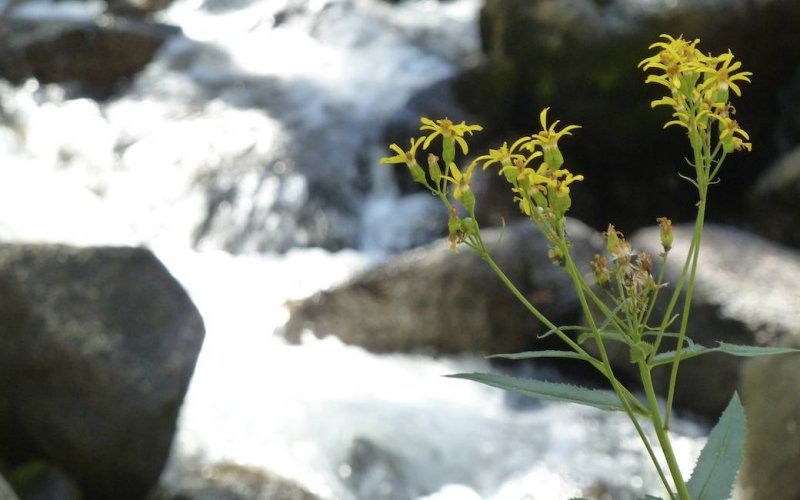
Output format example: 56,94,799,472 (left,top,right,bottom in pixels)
447,207,460,253
428,154,442,184
656,217,673,252
592,254,611,287
460,217,477,235
408,162,426,184
604,224,622,255
460,188,476,213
